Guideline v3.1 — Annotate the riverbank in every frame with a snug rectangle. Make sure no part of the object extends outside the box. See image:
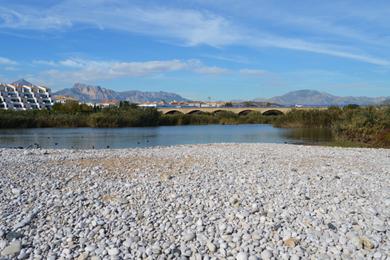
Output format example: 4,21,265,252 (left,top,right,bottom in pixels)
1,144,389,259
